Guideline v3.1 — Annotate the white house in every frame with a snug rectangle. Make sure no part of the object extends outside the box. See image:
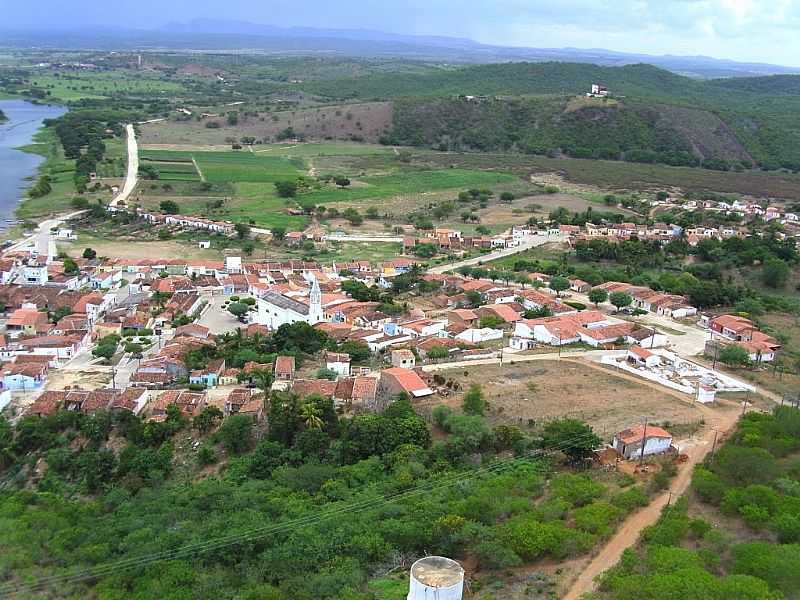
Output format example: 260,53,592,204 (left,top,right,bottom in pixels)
625,329,668,348
626,346,662,368
225,256,242,274
612,424,673,460
455,327,504,344
325,352,351,378
22,263,48,285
